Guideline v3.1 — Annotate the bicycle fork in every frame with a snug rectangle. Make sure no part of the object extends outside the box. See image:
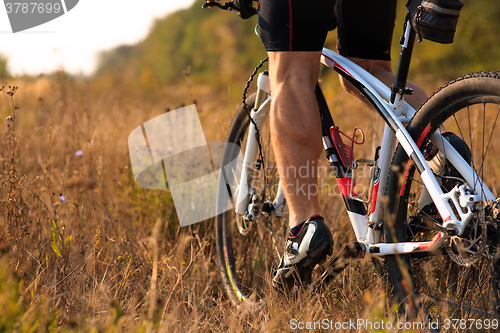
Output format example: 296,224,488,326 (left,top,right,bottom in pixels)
234,71,288,220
